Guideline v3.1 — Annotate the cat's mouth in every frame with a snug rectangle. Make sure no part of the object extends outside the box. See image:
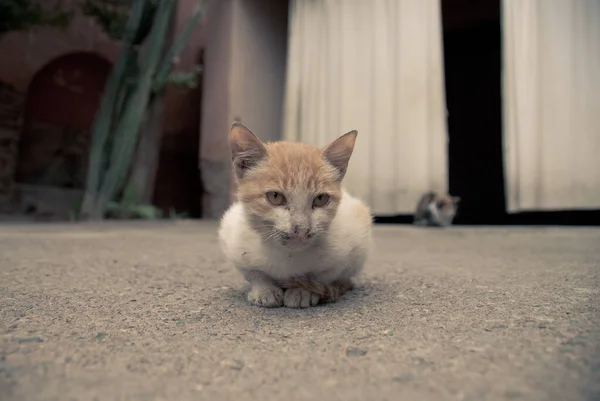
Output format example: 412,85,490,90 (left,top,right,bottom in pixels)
278,232,317,250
